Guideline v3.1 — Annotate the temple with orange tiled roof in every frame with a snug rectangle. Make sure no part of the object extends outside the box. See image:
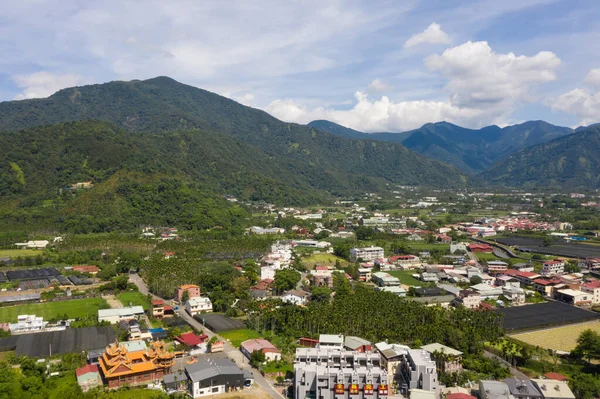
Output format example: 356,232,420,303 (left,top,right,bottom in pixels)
98,340,176,388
